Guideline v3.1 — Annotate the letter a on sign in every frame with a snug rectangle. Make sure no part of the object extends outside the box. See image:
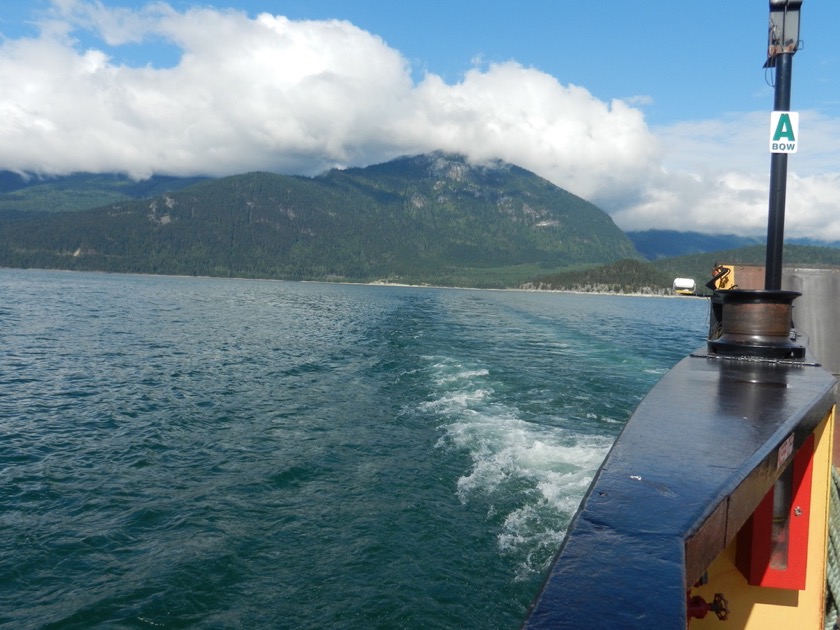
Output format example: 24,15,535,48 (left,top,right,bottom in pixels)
769,111,799,153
